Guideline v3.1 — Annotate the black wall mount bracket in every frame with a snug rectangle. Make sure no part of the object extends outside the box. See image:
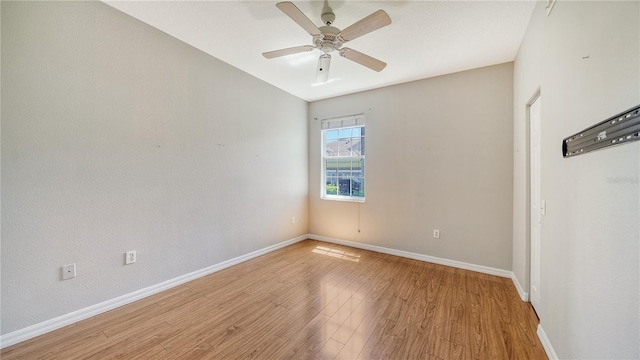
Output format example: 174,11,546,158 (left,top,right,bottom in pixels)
563,104,640,158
